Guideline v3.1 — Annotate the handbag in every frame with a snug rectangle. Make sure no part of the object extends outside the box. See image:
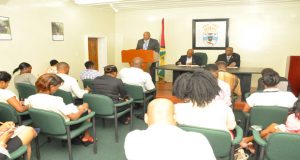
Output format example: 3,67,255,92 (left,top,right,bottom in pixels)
234,147,249,160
